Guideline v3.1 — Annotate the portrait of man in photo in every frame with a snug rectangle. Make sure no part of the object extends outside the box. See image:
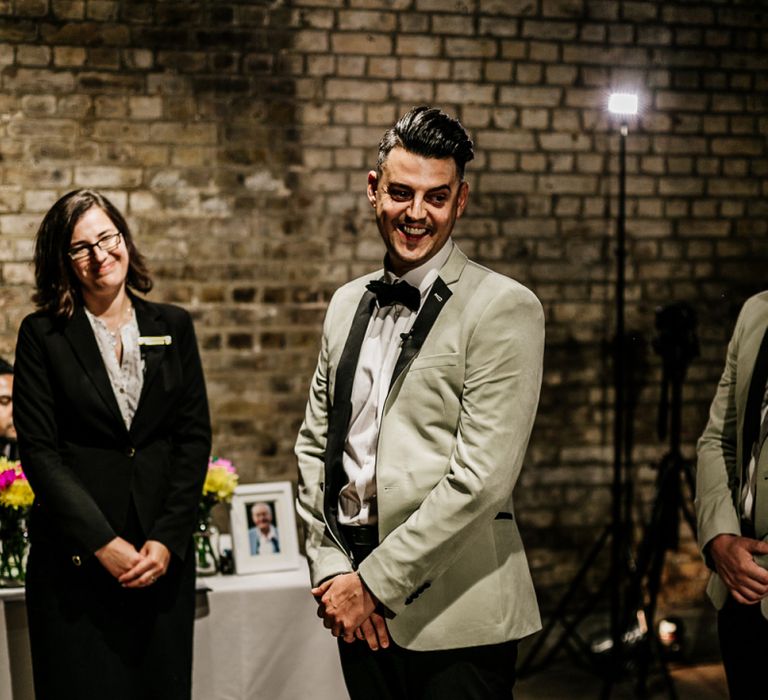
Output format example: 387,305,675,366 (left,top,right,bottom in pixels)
248,501,280,556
